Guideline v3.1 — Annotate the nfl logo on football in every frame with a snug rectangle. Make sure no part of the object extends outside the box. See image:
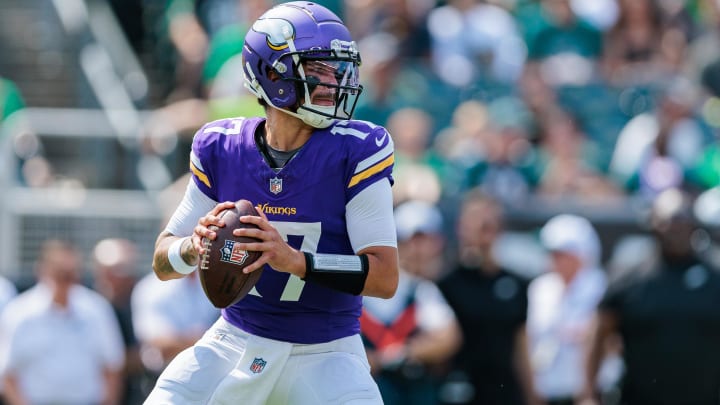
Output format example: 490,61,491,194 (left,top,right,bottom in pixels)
220,240,248,266
250,357,267,374
269,177,282,194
